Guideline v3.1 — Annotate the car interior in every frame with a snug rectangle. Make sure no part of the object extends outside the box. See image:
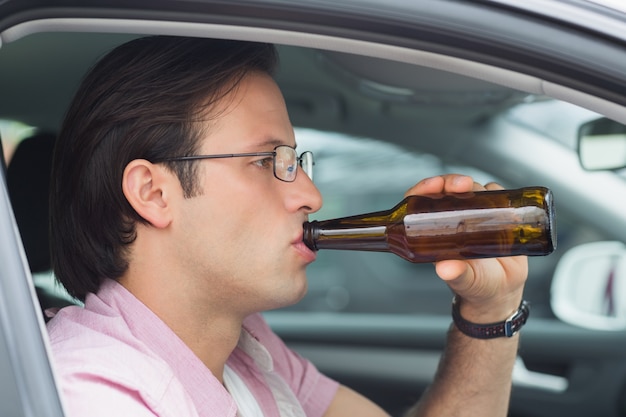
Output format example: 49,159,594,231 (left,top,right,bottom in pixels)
2,6,626,417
